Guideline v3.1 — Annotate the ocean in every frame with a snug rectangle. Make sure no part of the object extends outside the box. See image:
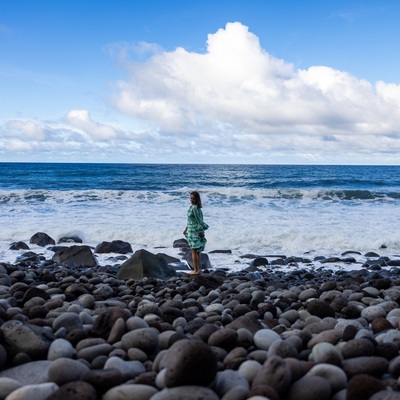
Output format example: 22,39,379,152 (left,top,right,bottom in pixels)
0,163,399,271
